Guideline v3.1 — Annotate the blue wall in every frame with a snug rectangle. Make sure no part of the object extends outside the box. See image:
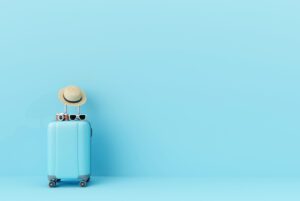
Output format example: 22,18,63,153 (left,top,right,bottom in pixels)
0,0,300,177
